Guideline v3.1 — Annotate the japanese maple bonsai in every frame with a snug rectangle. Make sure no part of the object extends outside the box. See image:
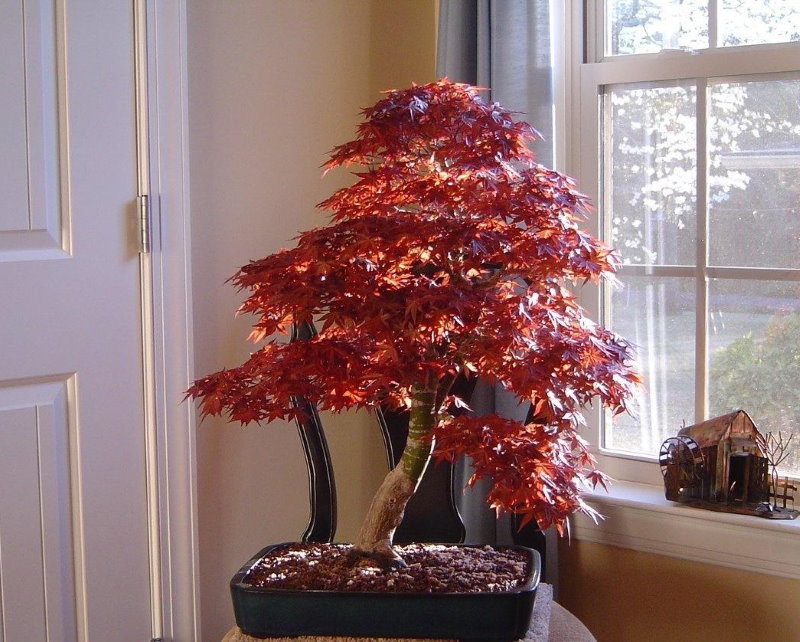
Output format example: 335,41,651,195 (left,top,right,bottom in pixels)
187,79,639,569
